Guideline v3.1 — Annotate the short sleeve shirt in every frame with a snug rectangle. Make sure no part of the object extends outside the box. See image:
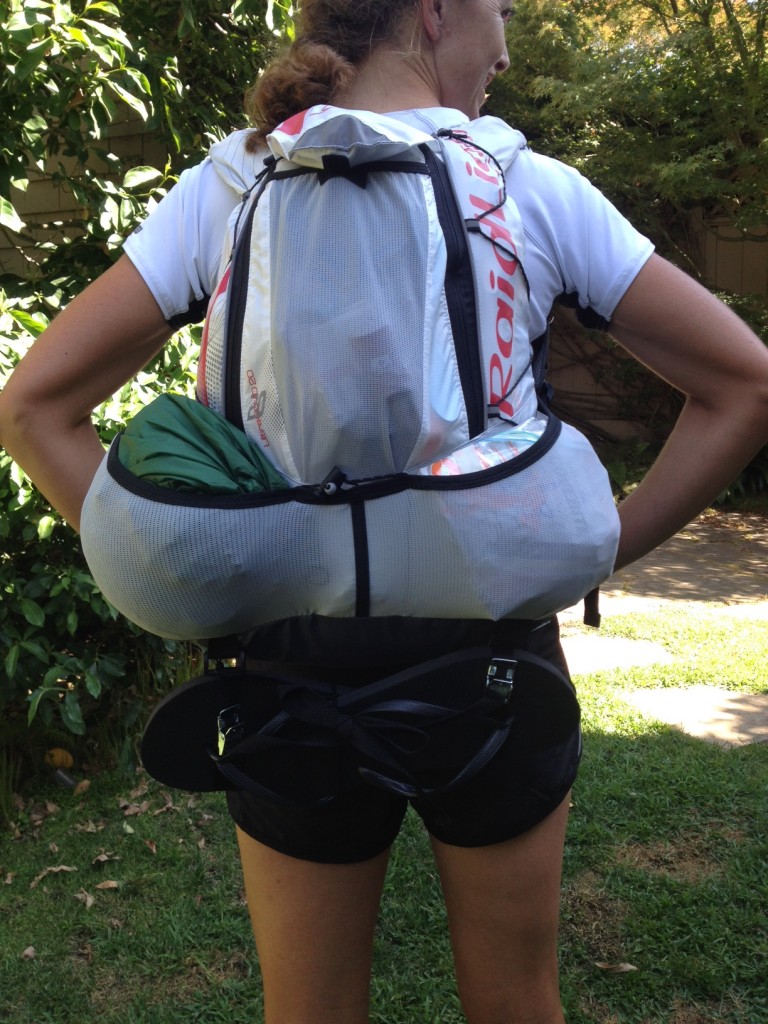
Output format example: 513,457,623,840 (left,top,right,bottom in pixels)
123,108,654,342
